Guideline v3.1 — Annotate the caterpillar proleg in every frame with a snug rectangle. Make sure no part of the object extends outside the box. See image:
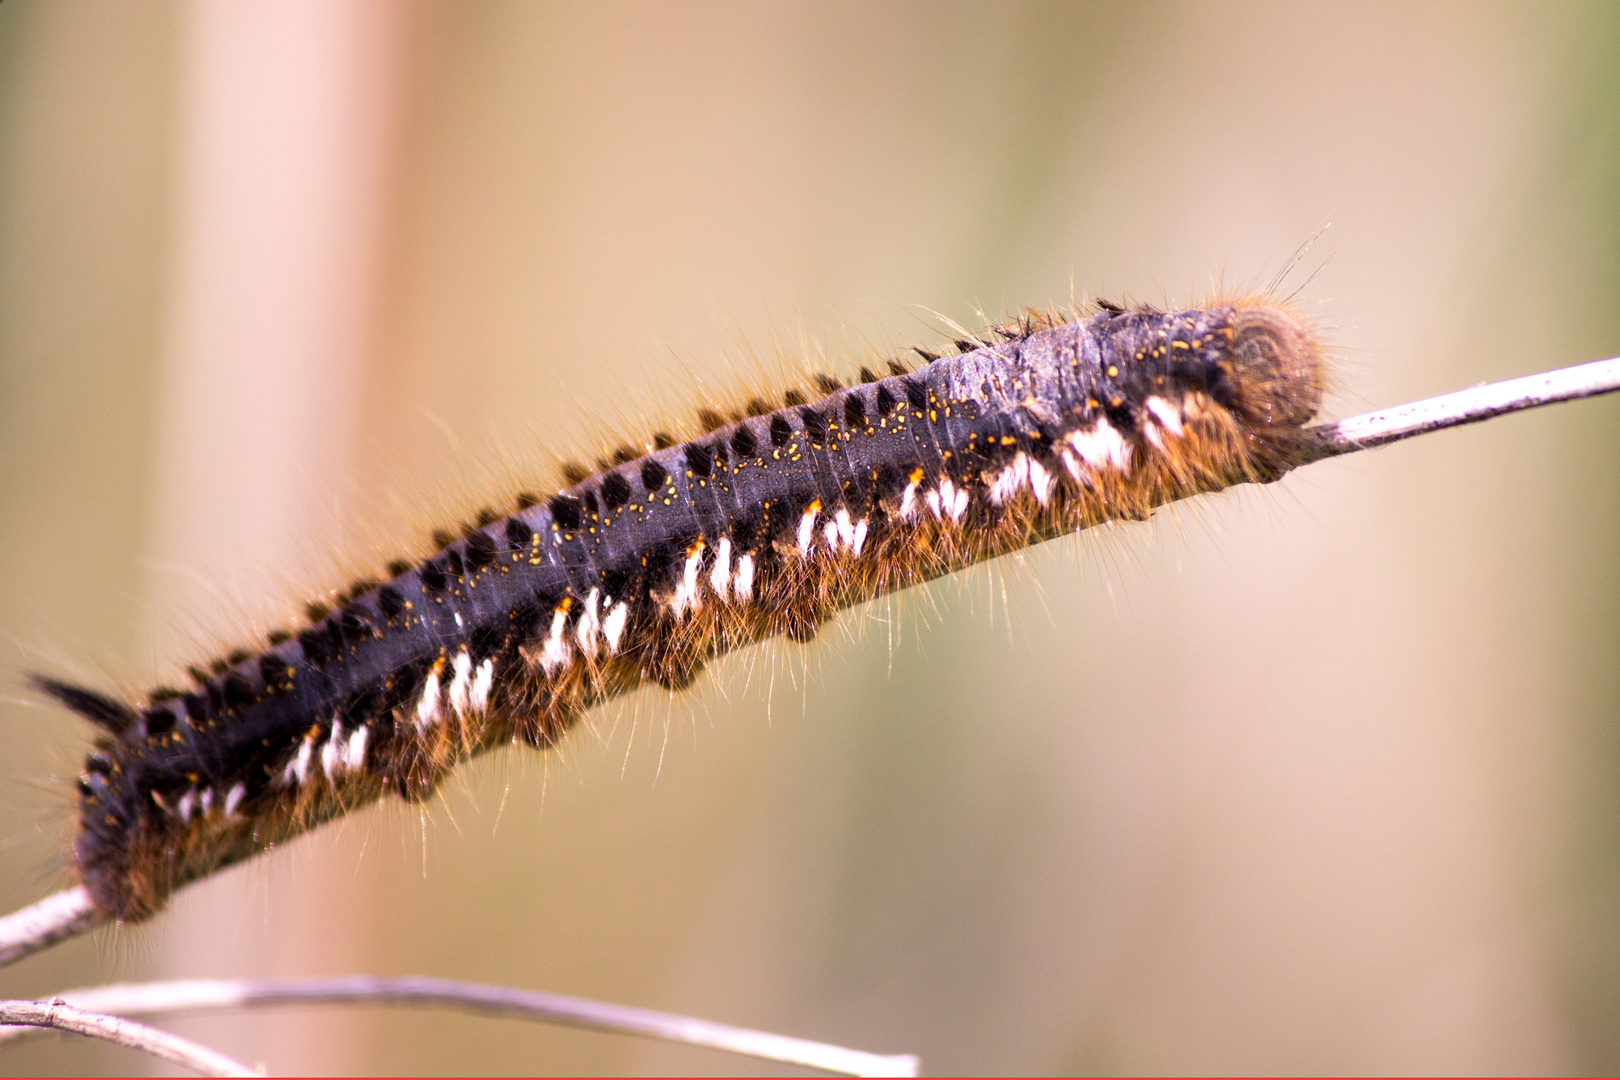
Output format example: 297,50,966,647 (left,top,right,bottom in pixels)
36,296,1327,924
